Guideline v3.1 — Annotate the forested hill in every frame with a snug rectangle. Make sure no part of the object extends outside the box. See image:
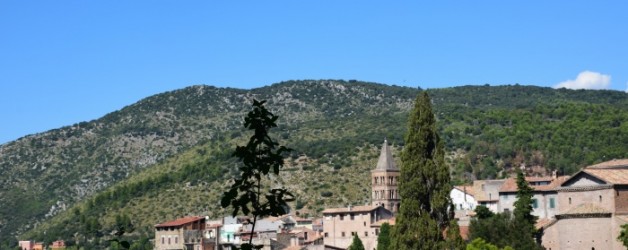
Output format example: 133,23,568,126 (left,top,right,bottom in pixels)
1,80,627,247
